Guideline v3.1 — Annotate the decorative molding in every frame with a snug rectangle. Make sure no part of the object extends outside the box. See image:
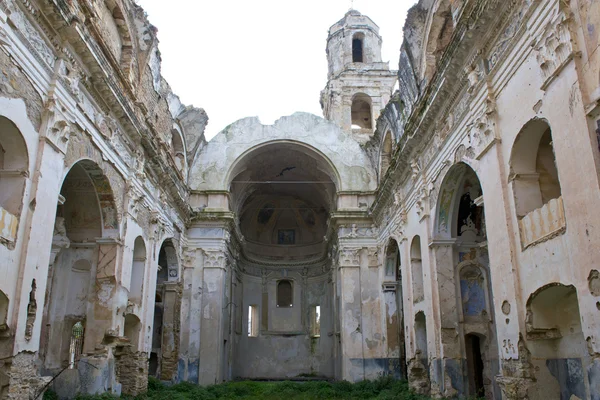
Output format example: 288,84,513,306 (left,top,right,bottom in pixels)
535,11,576,90
338,248,360,268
